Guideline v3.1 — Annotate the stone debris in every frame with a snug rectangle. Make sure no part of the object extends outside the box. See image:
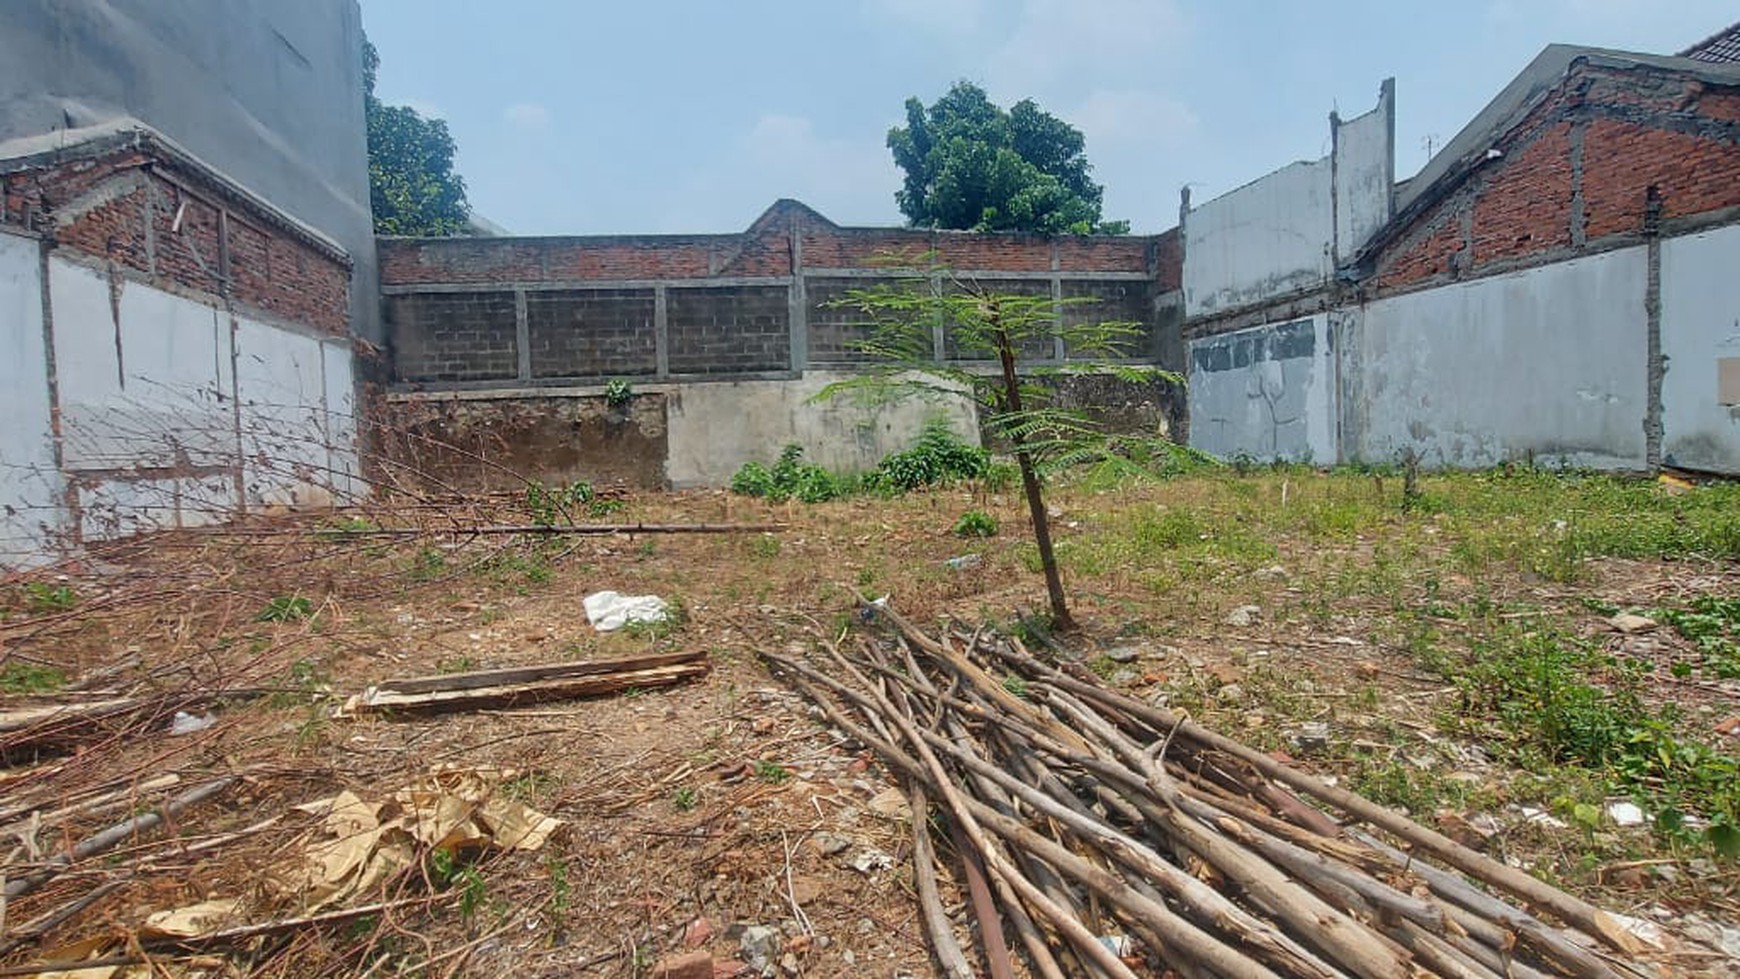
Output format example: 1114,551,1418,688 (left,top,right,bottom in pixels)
1608,612,1658,634
1225,604,1262,627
